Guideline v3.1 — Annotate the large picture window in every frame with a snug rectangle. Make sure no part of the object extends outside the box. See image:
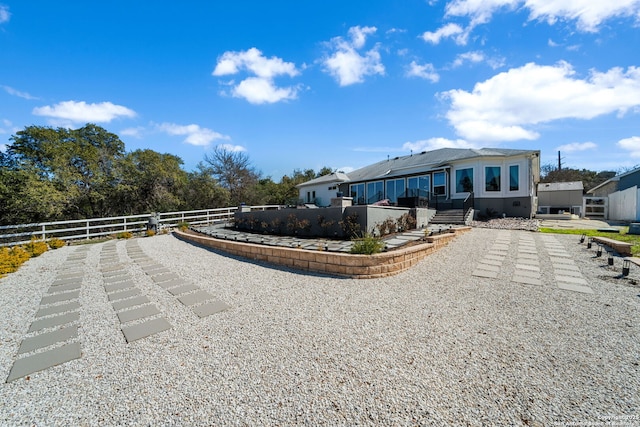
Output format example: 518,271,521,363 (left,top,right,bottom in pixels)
455,168,474,193
485,166,501,192
509,165,519,191
433,172,446,195
366,181,384,204
407,175,430,197
385,178,405,203
349,183,365,204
